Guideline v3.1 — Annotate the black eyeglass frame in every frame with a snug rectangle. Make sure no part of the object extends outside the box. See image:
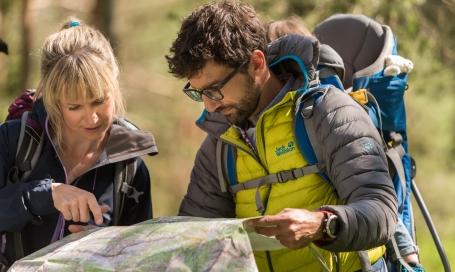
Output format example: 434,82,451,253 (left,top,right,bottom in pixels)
182,61,247,102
